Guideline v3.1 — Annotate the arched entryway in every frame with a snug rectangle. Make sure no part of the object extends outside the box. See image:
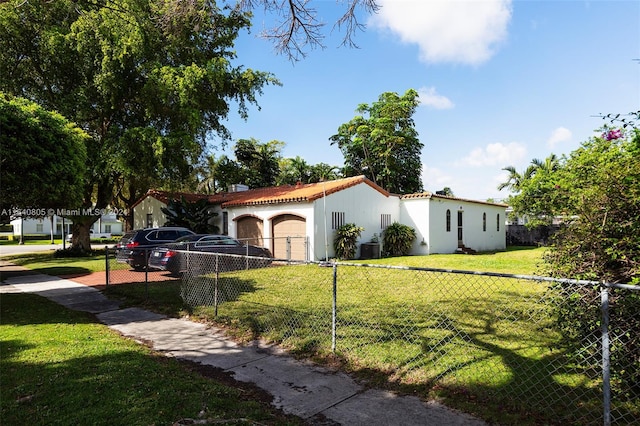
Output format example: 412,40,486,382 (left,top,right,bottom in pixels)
236,215,264,247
